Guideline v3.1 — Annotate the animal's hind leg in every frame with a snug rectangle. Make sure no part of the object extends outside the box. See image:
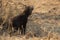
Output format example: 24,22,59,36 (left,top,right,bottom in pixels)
13,27,18,33
18,25,21,35
10,27,18,36
10,27,18,34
